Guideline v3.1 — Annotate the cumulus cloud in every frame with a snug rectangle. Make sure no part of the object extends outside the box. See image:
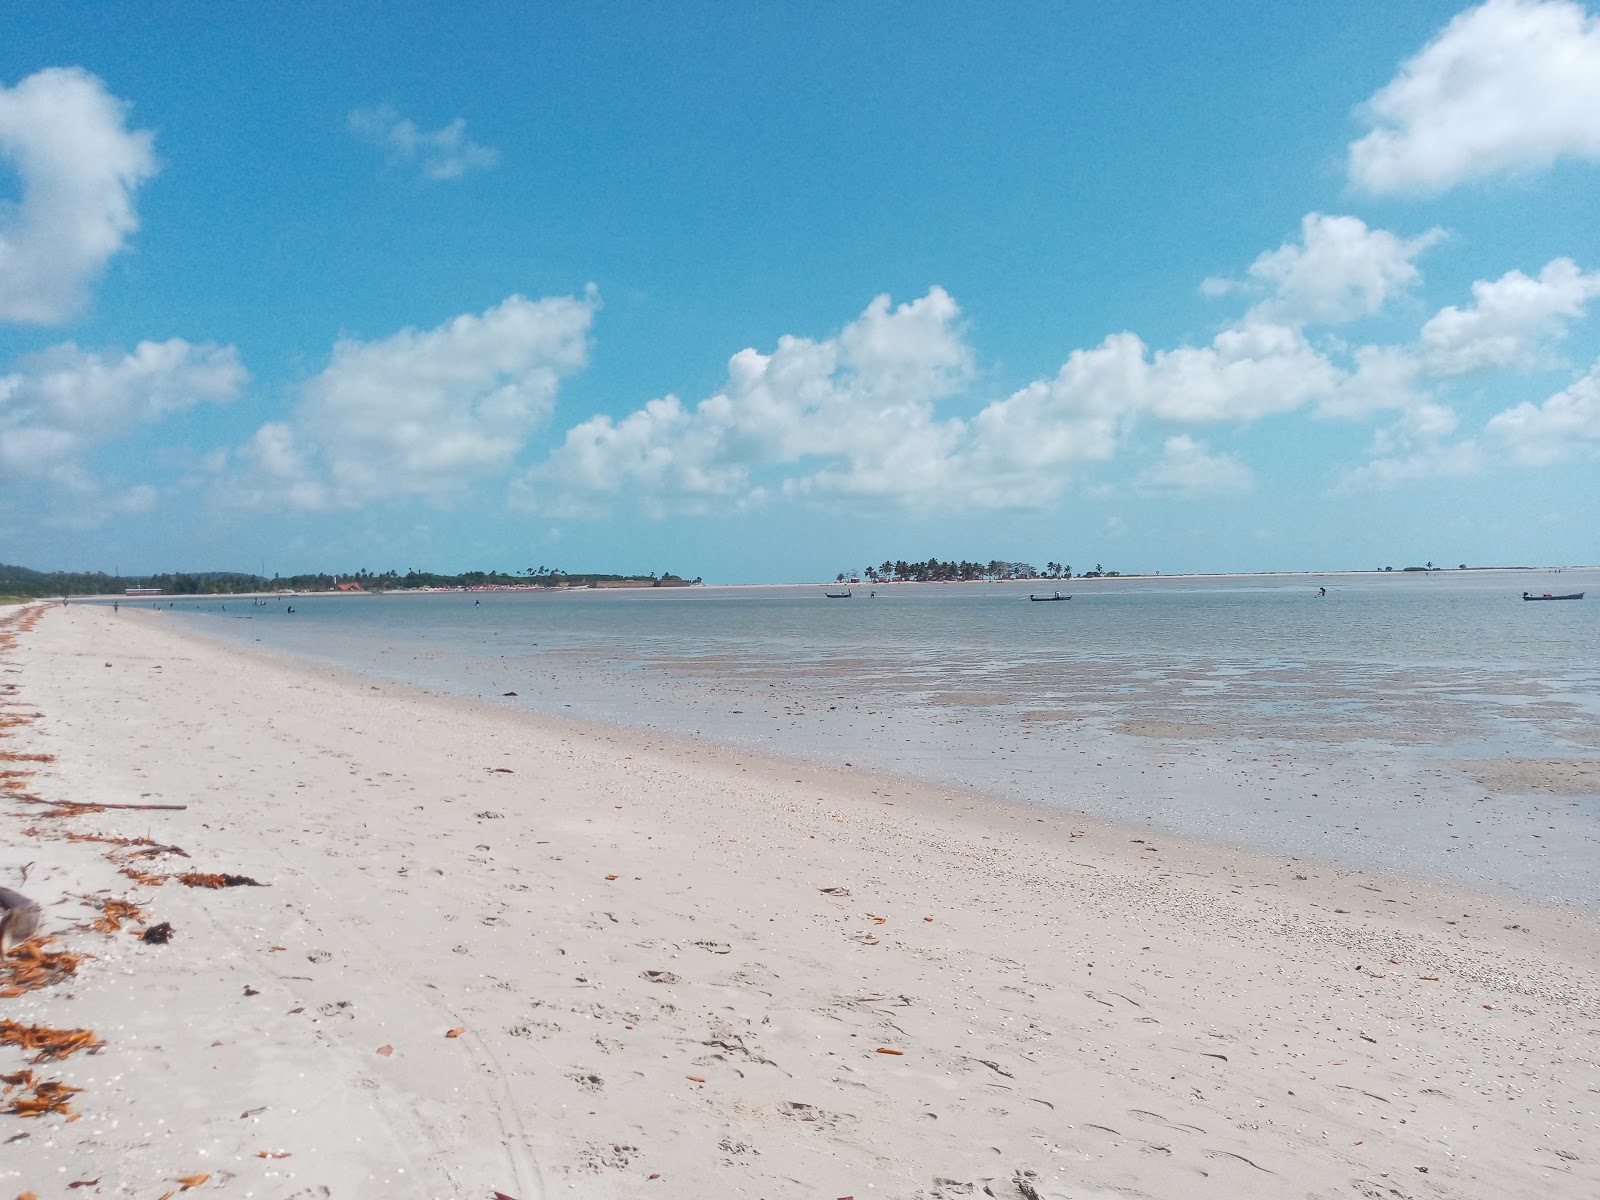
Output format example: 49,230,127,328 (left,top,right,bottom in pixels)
0,339,244,484
0,67,157,323
230,293,594,509
515,284,1345,515
1336,440,1483,491
1240,214,1442,326
348,104,498,180
1484,357,1600,463
1418,257,1600,374
1133,435,1254,495
1336,357,1600,490
1349,0,1600,195
514,288,974,514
